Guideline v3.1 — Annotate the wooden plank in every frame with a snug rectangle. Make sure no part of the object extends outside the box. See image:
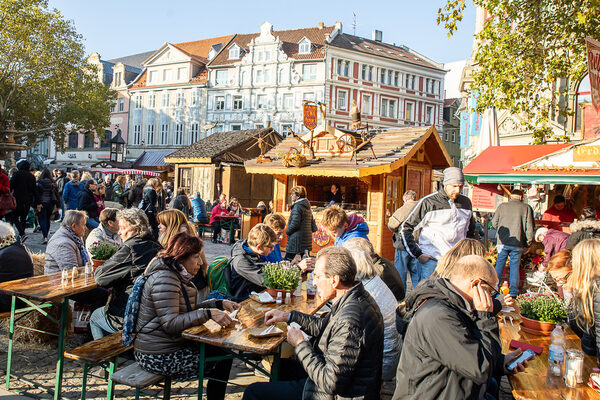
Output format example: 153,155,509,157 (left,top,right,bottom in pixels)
182,291,328,355
0,268,97,302
499,321,598,399
65,331,132,364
